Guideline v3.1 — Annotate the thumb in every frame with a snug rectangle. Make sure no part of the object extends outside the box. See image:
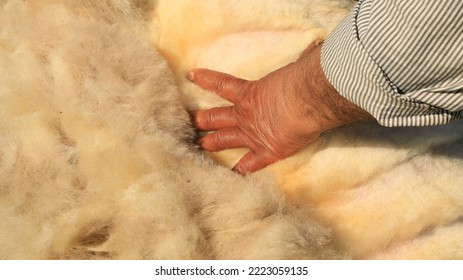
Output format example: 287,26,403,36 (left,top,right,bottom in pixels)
187,68,247,103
